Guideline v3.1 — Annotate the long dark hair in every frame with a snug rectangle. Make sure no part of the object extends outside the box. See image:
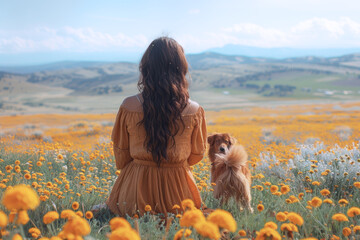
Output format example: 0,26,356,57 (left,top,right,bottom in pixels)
137,37,189,166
